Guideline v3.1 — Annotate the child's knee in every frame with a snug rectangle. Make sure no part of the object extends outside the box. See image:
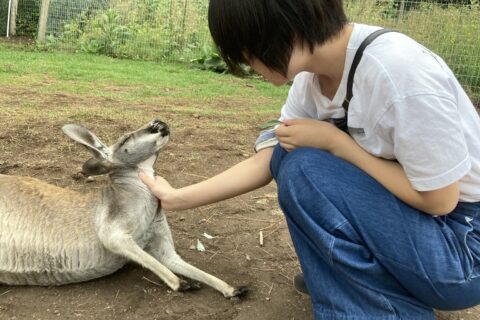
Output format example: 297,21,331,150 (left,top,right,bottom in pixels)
274,148,339,202
269,144,288,180
275,148,335,183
